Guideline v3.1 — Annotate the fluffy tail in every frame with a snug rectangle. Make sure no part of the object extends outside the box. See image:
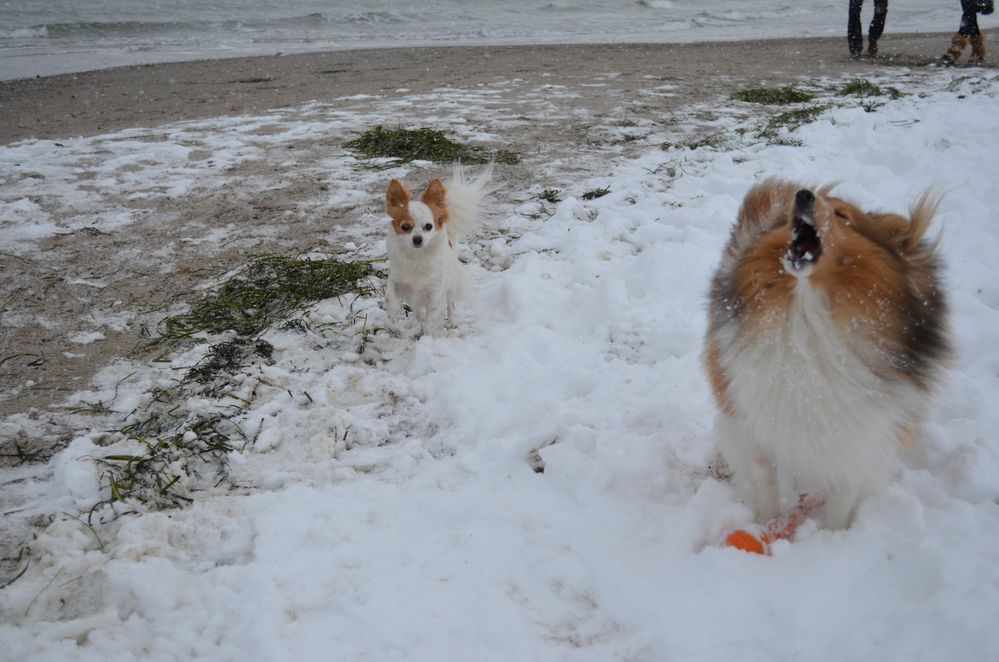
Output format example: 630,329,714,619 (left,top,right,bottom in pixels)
444,161,494,240
905,189,942,254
